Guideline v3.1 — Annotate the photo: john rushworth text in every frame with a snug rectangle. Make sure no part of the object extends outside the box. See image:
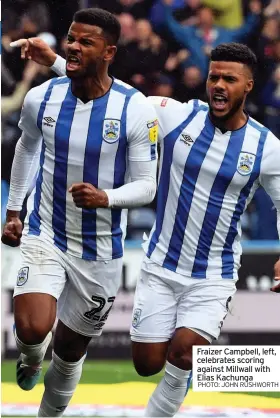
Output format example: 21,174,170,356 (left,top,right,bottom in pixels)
193,346,280,391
